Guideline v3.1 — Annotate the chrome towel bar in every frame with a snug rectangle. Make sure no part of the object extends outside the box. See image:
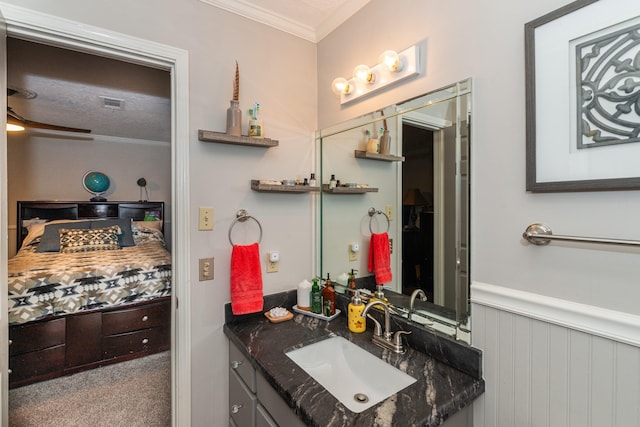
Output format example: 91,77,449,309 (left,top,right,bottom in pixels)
523,223,640,247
